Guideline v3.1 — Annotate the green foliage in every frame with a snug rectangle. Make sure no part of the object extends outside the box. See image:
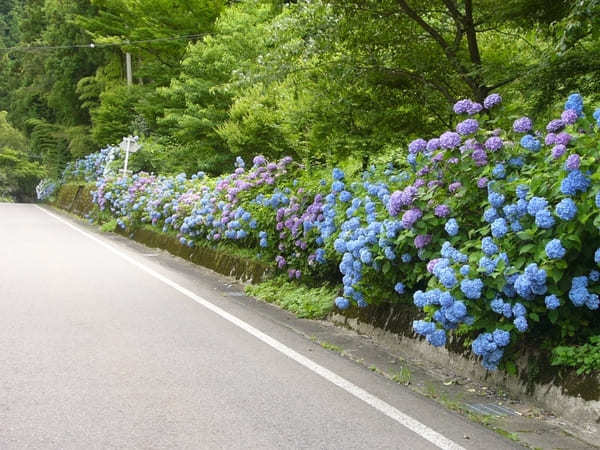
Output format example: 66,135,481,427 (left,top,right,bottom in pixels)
552,336,600,375
245,276,337,319
0,110,44,200
0,147,45,201
100,218,118,232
